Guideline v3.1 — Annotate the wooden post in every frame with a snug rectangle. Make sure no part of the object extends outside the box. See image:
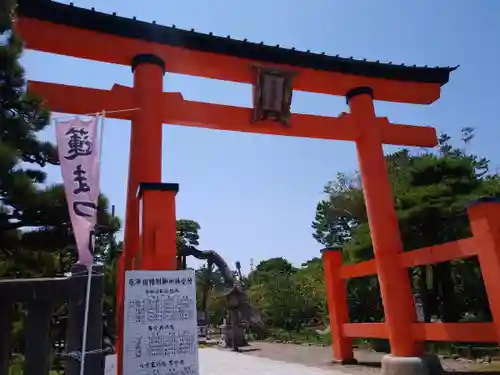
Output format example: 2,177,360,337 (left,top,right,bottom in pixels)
348,87,418,357
23,299,53,375
115,250,125,368
137,182,179,271
0,301,12,375
66,264,104,375
468,197,500,343
321,247,355,363
231,309,239,352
